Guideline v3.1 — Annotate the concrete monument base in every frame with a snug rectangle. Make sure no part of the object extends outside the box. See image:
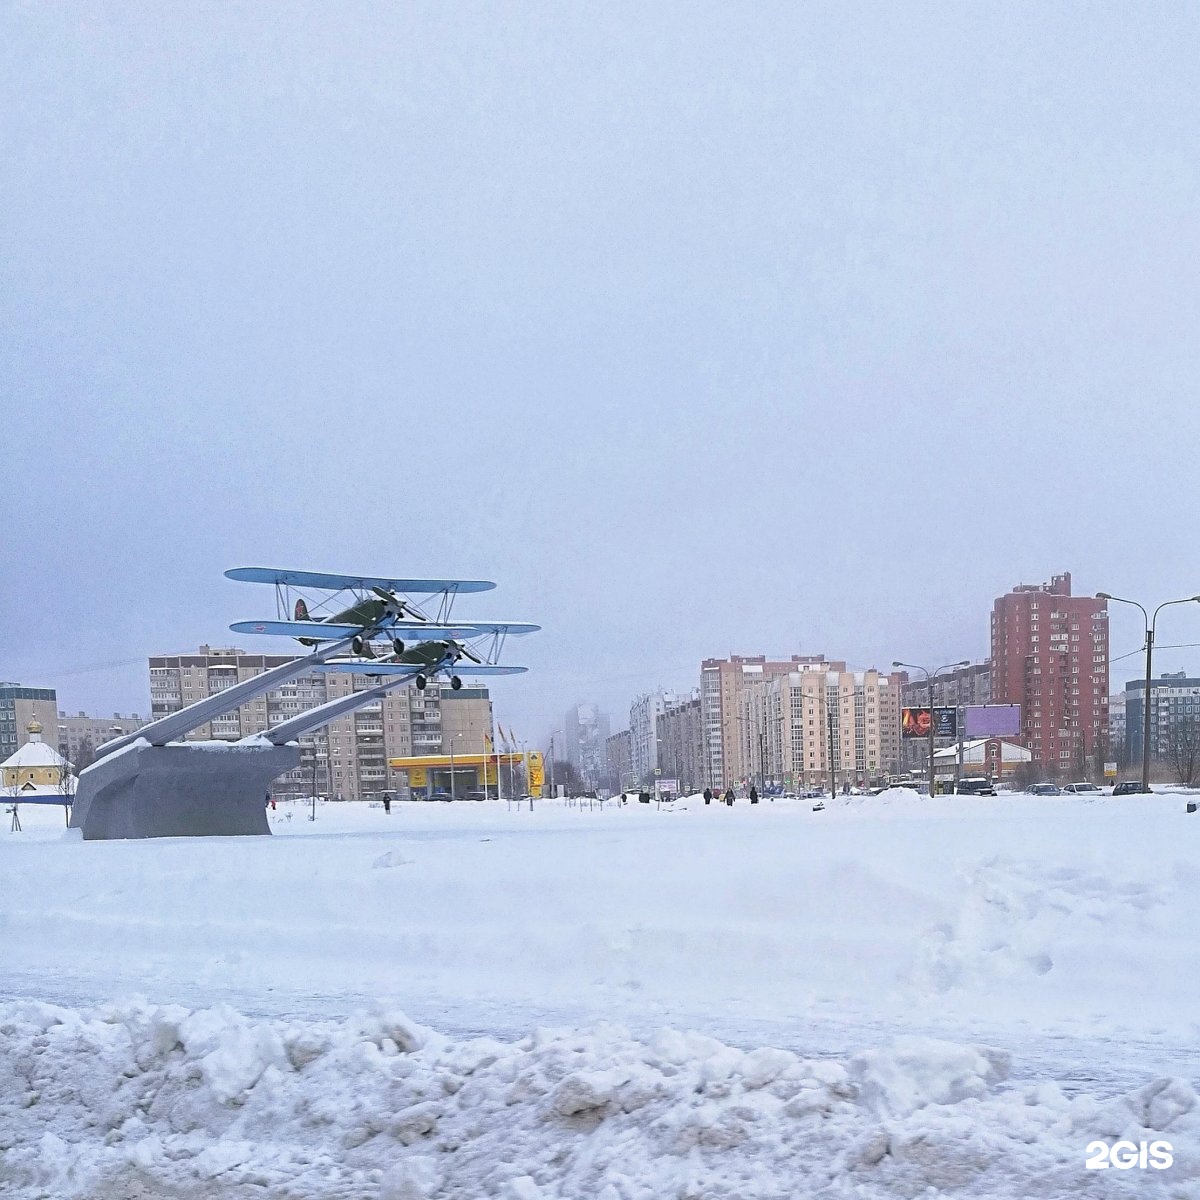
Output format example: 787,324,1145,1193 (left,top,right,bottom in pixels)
69,739,298,840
